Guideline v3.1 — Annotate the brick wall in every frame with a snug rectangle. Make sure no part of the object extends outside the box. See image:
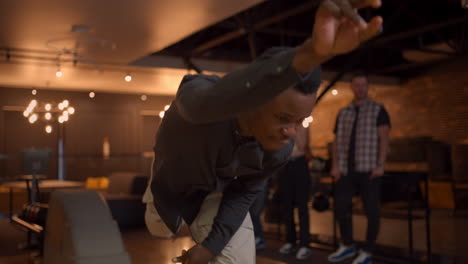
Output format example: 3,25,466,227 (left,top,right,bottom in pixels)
309,56,468,158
